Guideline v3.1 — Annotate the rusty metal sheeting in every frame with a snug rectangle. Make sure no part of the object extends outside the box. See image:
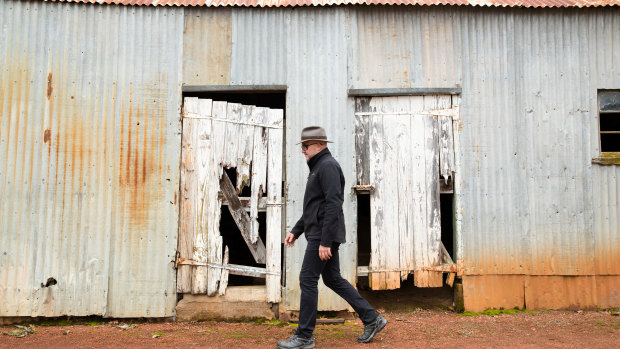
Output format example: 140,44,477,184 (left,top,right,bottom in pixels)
0,0,183,317
46,0,620,8
464,275,620,311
